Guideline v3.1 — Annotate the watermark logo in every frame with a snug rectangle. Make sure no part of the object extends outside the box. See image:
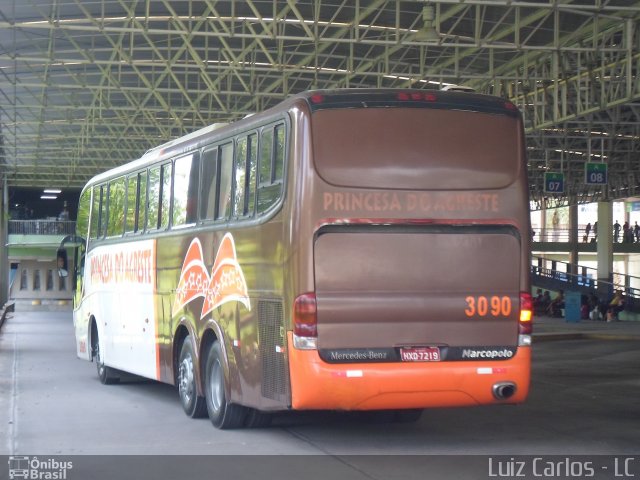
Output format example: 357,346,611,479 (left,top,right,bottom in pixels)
8,456,73,479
